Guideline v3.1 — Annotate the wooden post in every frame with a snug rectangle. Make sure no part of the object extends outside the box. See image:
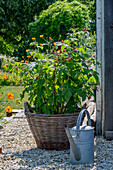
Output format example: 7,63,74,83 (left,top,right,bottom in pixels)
101,0,105,136
103,0,113,139
96,0,113,138
96,0,102,135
